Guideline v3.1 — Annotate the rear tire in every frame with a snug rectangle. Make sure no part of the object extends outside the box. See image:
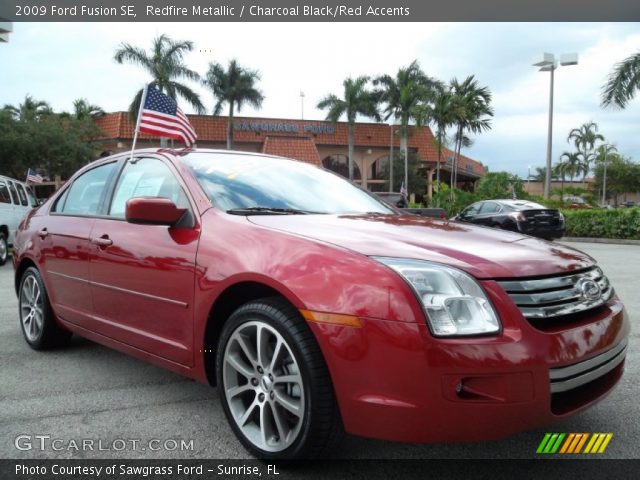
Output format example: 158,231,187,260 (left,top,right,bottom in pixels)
0,232,8,266
216,297,342,459
18,266,71,350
